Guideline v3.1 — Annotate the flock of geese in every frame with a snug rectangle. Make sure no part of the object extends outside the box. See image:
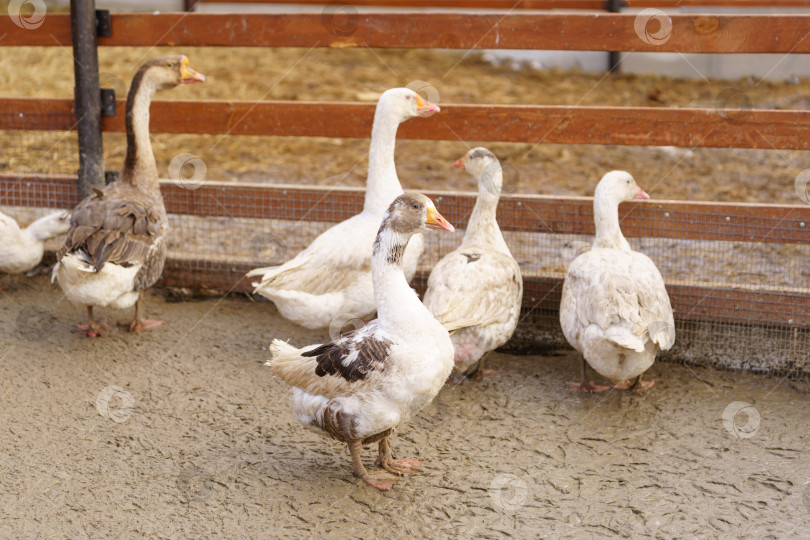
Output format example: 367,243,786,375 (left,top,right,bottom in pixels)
1,56,675,490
